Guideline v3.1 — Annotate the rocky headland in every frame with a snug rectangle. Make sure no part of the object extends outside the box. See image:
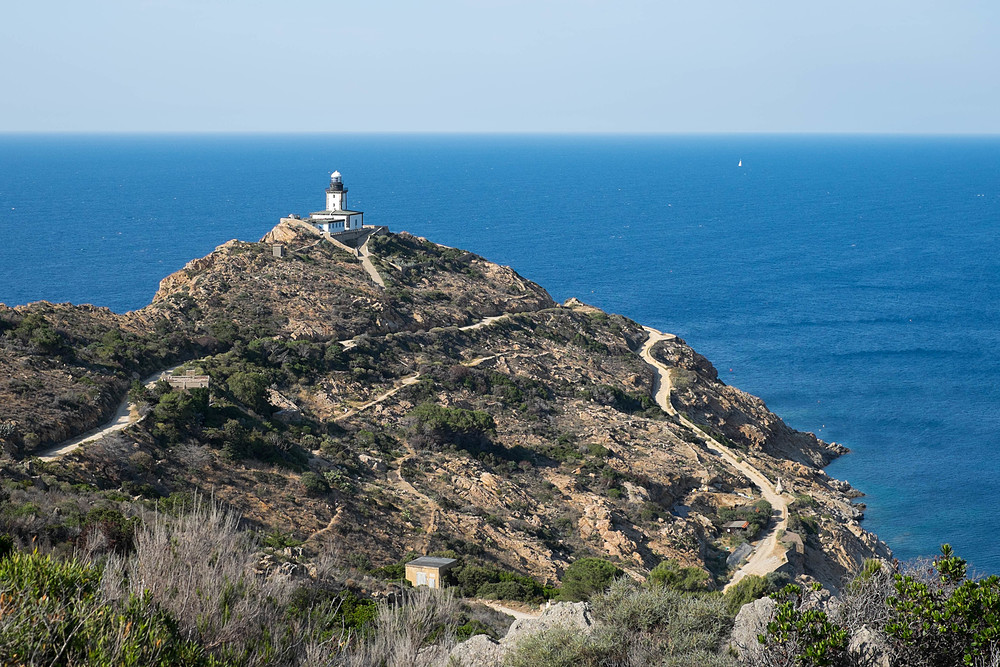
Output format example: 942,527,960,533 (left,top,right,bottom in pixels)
0,218,890,599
